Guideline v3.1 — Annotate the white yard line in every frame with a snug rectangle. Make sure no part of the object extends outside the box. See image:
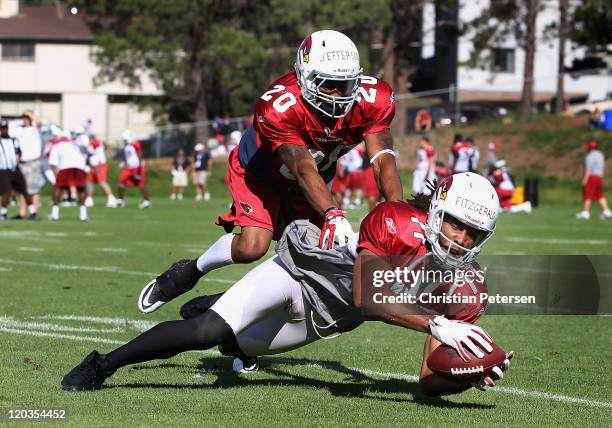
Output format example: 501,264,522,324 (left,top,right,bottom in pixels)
17,247,44,252
35,315,157,333
0,317,123,334
98,247,129,253
1,320,610,410
0,327,125,345
0,258,235,284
